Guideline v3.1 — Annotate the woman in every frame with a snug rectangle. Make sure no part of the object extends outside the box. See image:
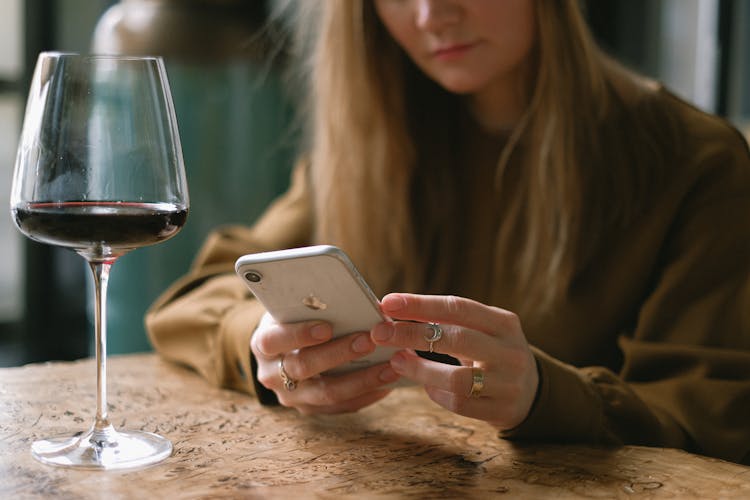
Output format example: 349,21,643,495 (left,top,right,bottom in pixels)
147,0,750,464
